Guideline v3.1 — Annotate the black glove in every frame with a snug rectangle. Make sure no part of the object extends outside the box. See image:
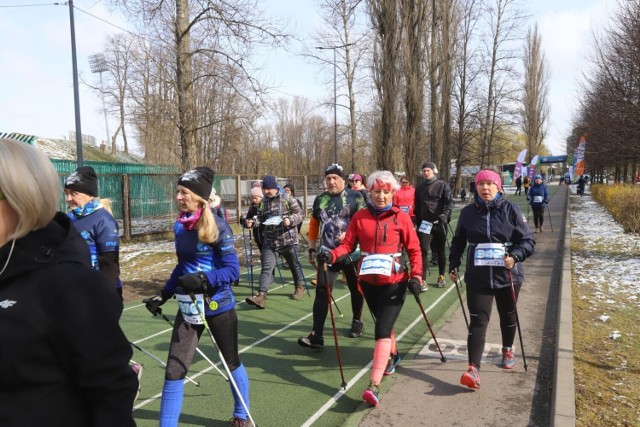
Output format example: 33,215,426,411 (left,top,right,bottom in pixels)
438,214,448,225
407,277,422,297
143,291,170,316
178,272,209,293
316,251,335,265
